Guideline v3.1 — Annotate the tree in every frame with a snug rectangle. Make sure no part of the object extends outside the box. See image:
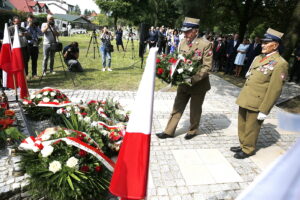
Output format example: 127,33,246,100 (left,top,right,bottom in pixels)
95,0,132,28
70,5,81,15
84,9,92,16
